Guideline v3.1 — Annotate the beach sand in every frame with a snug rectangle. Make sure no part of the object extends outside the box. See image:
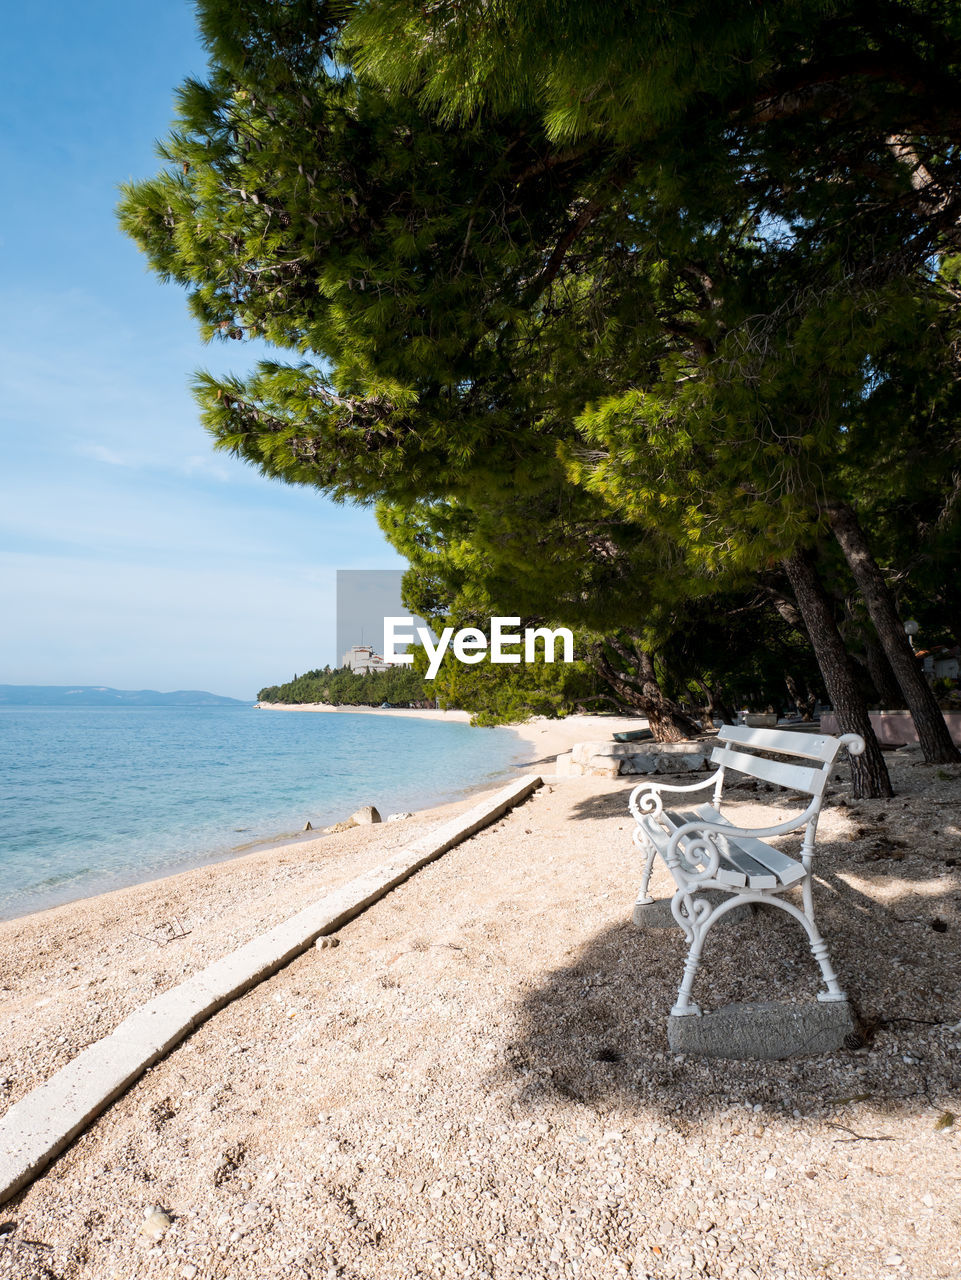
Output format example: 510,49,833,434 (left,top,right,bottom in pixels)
0,714,643,1108
254,703,649,767
0,726,959,1279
